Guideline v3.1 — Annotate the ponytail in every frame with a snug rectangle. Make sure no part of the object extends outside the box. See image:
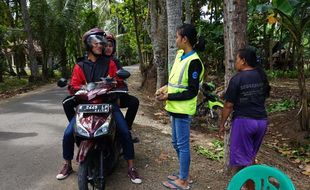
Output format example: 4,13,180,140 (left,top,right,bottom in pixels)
177,24,206,52
193,36,205,52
